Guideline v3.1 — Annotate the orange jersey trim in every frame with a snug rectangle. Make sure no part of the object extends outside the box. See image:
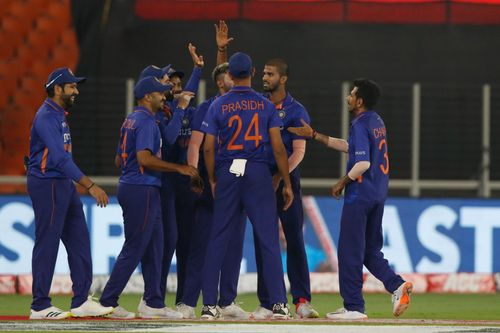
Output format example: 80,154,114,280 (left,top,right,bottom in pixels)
41,147,49,173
